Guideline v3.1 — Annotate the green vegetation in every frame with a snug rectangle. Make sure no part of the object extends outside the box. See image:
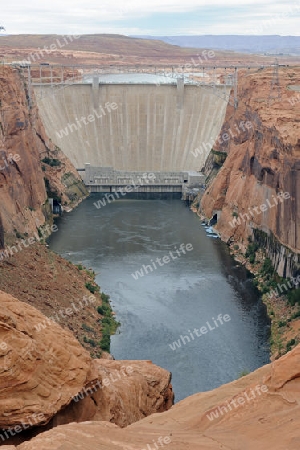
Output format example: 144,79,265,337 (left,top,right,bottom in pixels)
286,339,296,352
290,309,300,320
41,157,61,167
245,240,259,264
287,289,300,306
260,258,275,277
97,292,120,353
243,232,300,358
97,306,104,315
211,149,227,158
83,336,97,347
82,323,94,333
76,264,83,270
85,268,95,277
238,369,250,378
85,281,99,294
